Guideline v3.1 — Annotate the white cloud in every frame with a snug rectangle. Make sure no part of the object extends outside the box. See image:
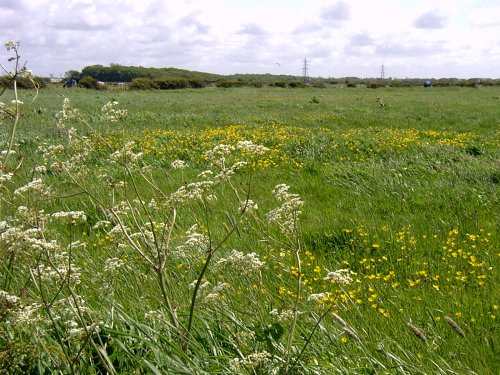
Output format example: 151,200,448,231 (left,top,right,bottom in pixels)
0,0,498,78
0,0,26,10
414,11,447,29
320,2,350,27
237,23,268,36
350,32,374,47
